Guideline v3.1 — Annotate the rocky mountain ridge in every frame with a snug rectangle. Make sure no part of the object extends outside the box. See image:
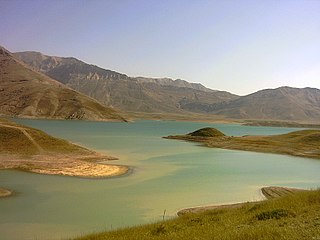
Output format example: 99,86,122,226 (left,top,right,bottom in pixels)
0,46,126,121
13,50,320,122
14,51,237,113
